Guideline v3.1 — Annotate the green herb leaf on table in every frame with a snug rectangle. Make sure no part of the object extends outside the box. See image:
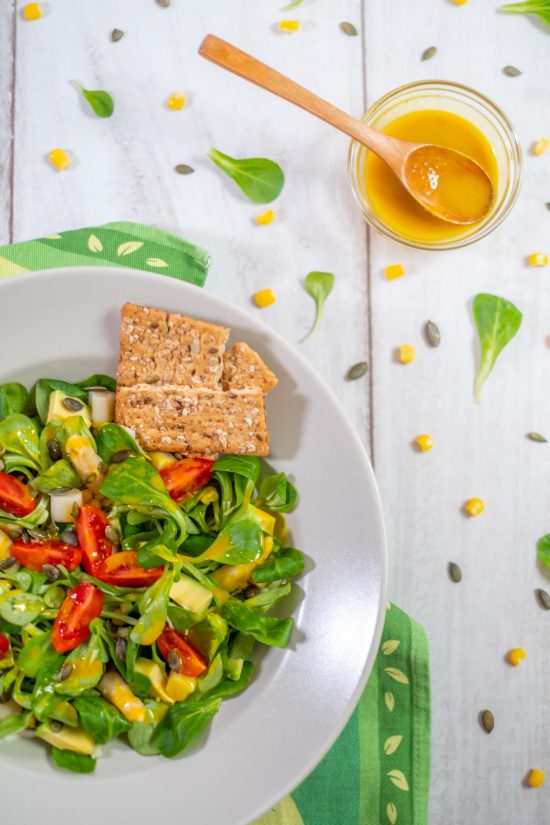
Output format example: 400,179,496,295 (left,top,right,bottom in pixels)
303,271,335,339
0,383,30,420
152,696,222,758
207,148,284,204
472,293,522,402
51,747,96,774
70,81,114,118
537,534,550,569
282,0,306,9
501,1,550,25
